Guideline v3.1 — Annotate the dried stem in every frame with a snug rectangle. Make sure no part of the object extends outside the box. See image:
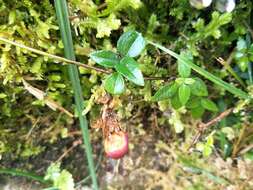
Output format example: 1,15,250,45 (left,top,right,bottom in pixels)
56,139,82,162
0,36,110,74
188,108,233,151
232,124,247,157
